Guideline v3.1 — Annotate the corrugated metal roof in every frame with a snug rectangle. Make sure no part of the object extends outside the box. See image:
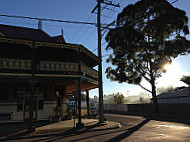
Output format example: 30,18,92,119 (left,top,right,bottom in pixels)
0,24,59,42
157,88,190,99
